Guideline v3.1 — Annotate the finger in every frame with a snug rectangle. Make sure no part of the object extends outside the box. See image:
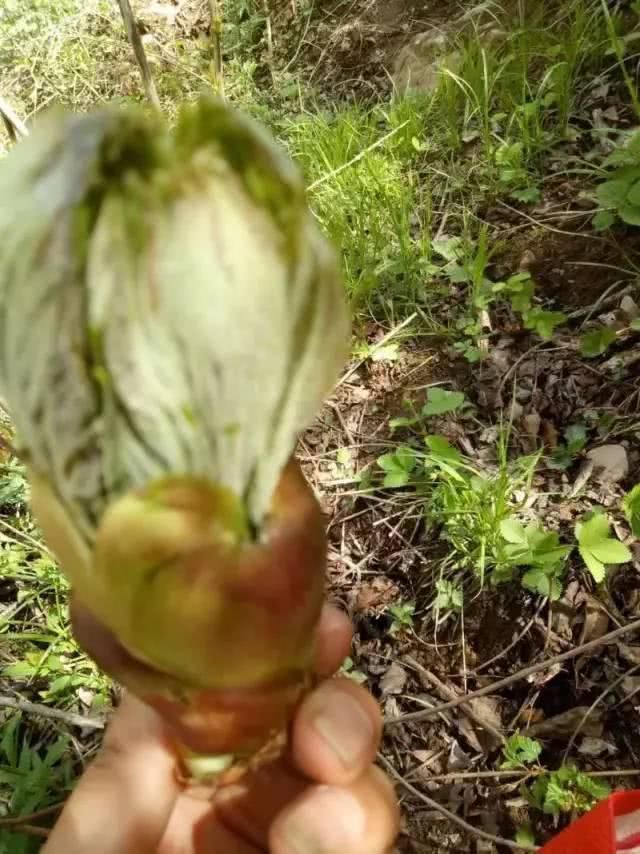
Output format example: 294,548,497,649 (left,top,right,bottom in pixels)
157,791,262,854
43,695,180,854
215,678,383,844
292,678,382,786
313,603,353,676
270,765,400,854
